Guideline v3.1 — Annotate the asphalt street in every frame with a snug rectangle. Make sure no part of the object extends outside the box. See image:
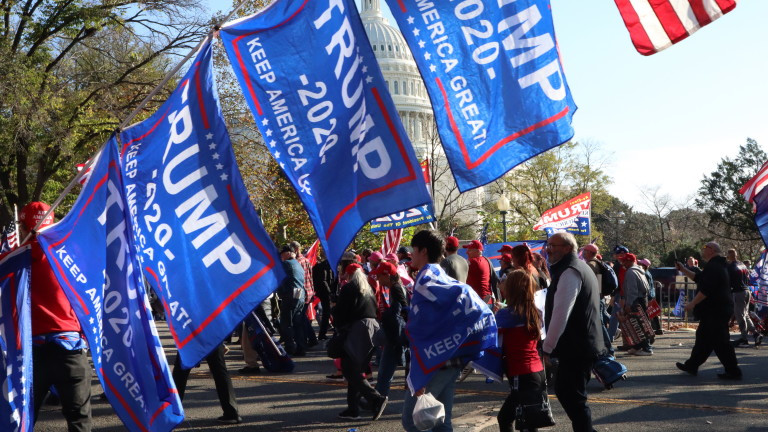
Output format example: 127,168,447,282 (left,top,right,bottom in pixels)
35,324,768,431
